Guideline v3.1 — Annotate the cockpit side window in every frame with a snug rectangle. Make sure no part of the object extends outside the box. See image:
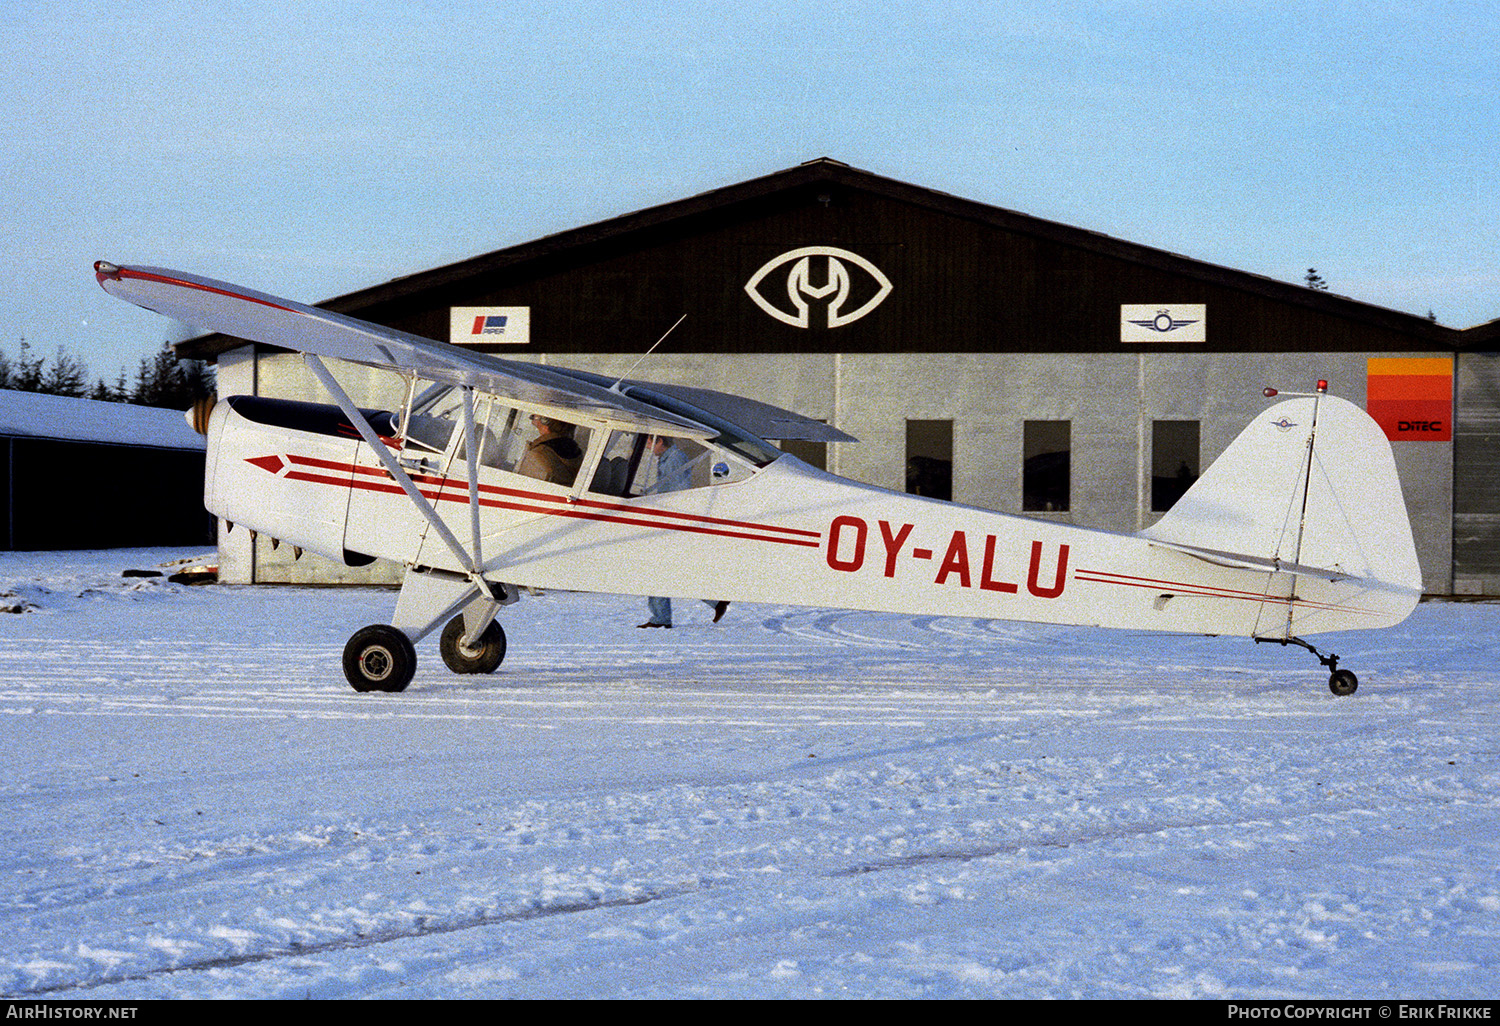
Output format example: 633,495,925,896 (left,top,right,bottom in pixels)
588,430,752,497
617,385,783,467
399,384,462,457
397,385,590,487
513,413,589,487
